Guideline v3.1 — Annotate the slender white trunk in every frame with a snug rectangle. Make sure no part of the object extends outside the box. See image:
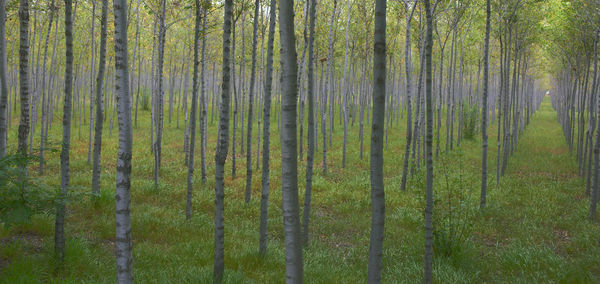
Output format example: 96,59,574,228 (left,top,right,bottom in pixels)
214,0,233,281
113,0,134,281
